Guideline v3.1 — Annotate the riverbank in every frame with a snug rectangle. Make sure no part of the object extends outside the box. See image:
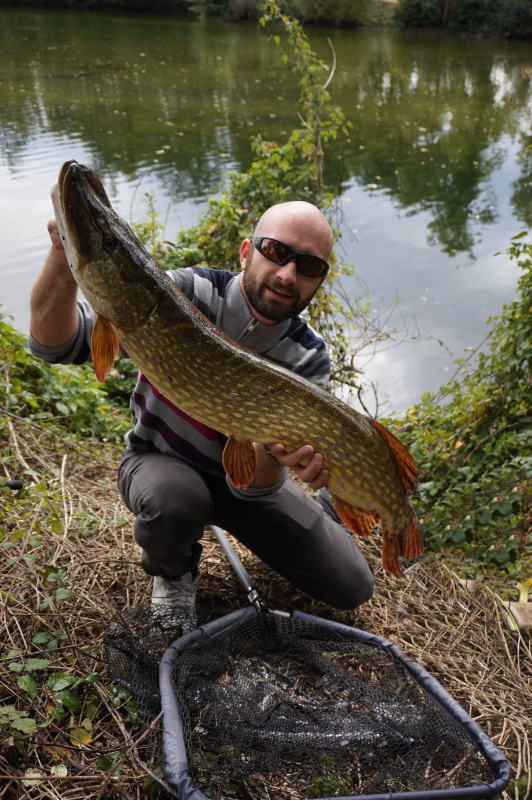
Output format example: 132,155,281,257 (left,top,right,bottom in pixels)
0,312,530,798
1,0,531,38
